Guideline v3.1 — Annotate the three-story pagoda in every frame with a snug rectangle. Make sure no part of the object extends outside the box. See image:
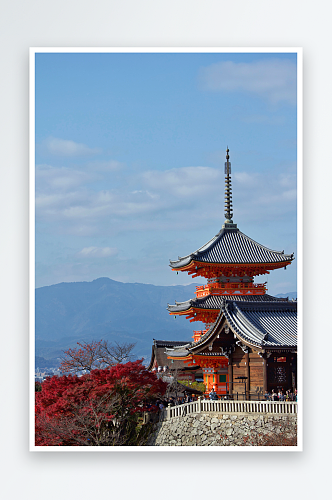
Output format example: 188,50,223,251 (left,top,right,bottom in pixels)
165,149,297,398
